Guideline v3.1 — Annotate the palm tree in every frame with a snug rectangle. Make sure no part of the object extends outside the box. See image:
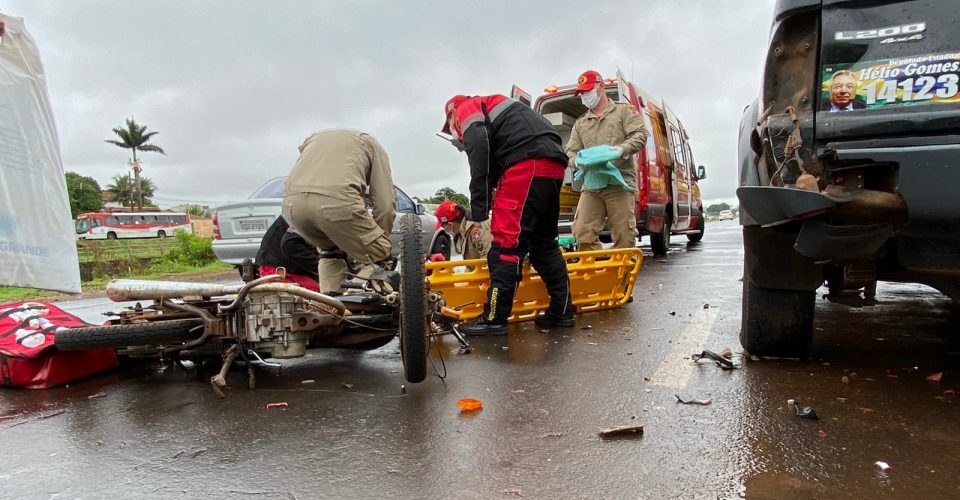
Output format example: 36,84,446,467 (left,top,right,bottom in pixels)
106,174,157,209
105,118,166,210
